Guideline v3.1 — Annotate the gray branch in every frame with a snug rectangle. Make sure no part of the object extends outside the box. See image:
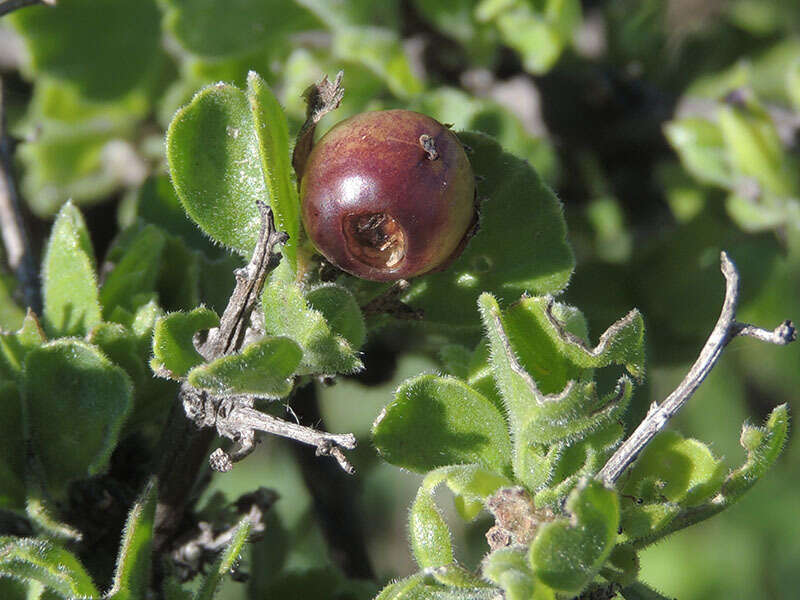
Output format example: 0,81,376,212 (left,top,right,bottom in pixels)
208,398,357,475
0,0,54,17
597,251,796,485
0,77,40,312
